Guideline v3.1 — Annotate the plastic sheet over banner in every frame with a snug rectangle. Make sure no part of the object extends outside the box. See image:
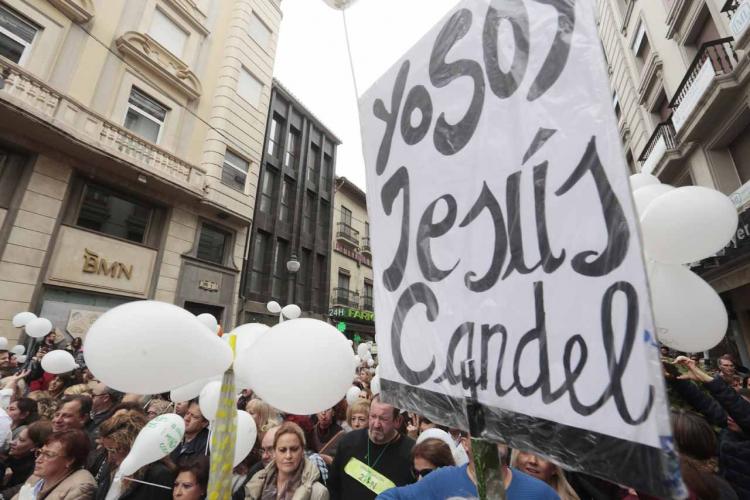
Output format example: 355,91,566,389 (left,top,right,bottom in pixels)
358,0,685,497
